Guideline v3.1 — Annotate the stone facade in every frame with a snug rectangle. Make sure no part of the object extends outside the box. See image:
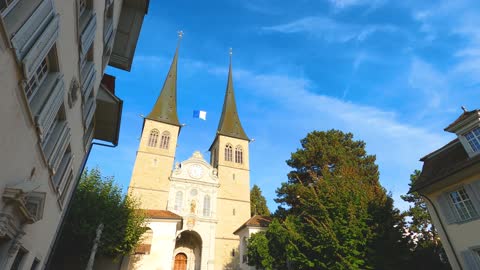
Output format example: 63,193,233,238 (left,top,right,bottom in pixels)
127,45,252,269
